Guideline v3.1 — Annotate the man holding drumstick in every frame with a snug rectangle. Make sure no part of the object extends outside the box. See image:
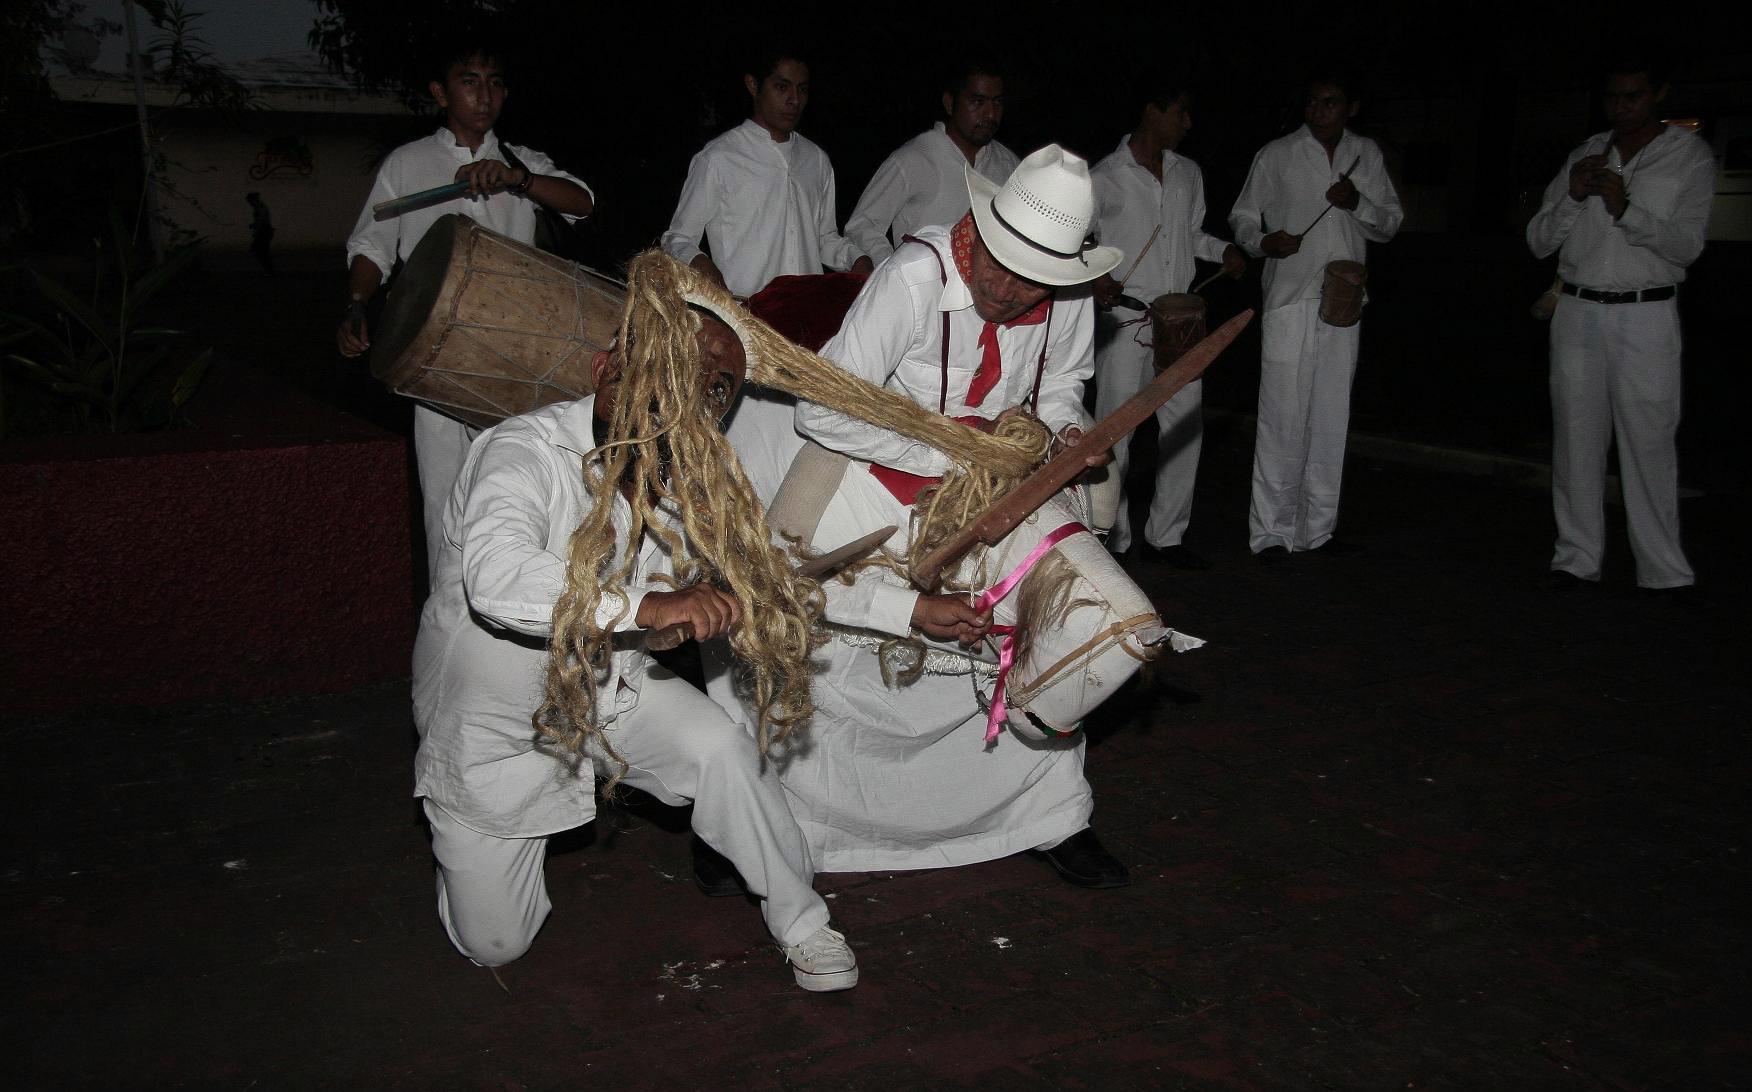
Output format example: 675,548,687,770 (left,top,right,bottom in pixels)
1089,67,1247,570
338,36,593,580
1230,70,1400,561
